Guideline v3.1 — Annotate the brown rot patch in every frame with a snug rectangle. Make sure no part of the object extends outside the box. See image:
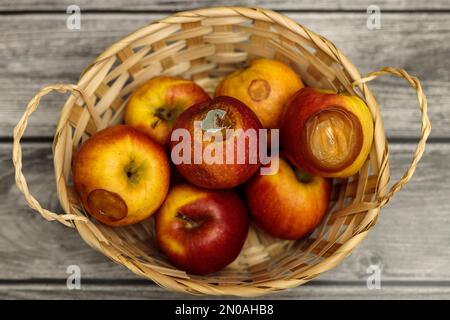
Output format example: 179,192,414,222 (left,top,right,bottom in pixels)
248,79,271,102
301,107,363,172
87,189,127,221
